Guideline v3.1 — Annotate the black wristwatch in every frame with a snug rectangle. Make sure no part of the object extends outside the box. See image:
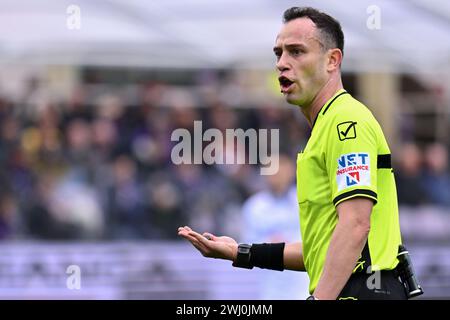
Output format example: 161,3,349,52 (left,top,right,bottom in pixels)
232,243,254,269
306,295,318,300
